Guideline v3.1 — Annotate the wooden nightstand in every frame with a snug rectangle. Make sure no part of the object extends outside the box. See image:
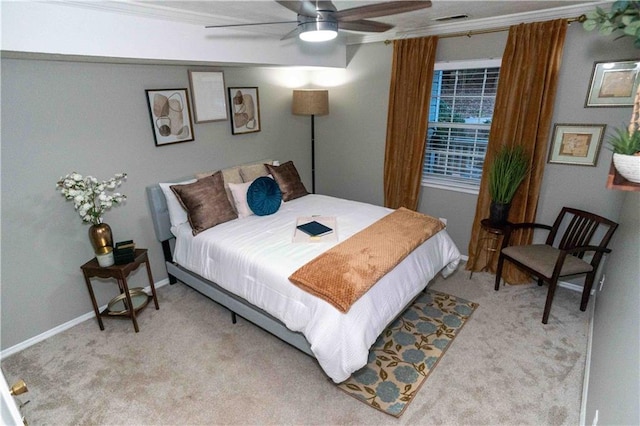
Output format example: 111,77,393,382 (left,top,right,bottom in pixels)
469,219,510,278
81,248,159,332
